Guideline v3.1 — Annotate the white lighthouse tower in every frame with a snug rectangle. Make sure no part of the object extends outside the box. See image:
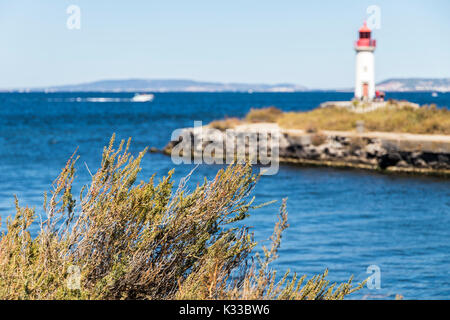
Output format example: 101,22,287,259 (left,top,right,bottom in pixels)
354,22,376,101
